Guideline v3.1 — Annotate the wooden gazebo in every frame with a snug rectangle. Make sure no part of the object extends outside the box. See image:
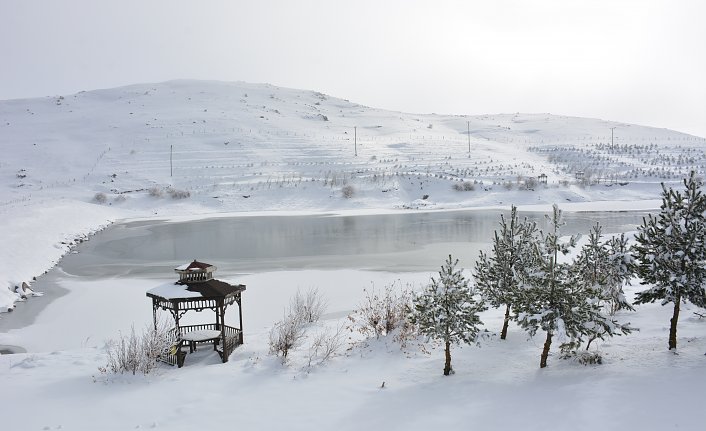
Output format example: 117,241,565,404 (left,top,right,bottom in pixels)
146,260,245,367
